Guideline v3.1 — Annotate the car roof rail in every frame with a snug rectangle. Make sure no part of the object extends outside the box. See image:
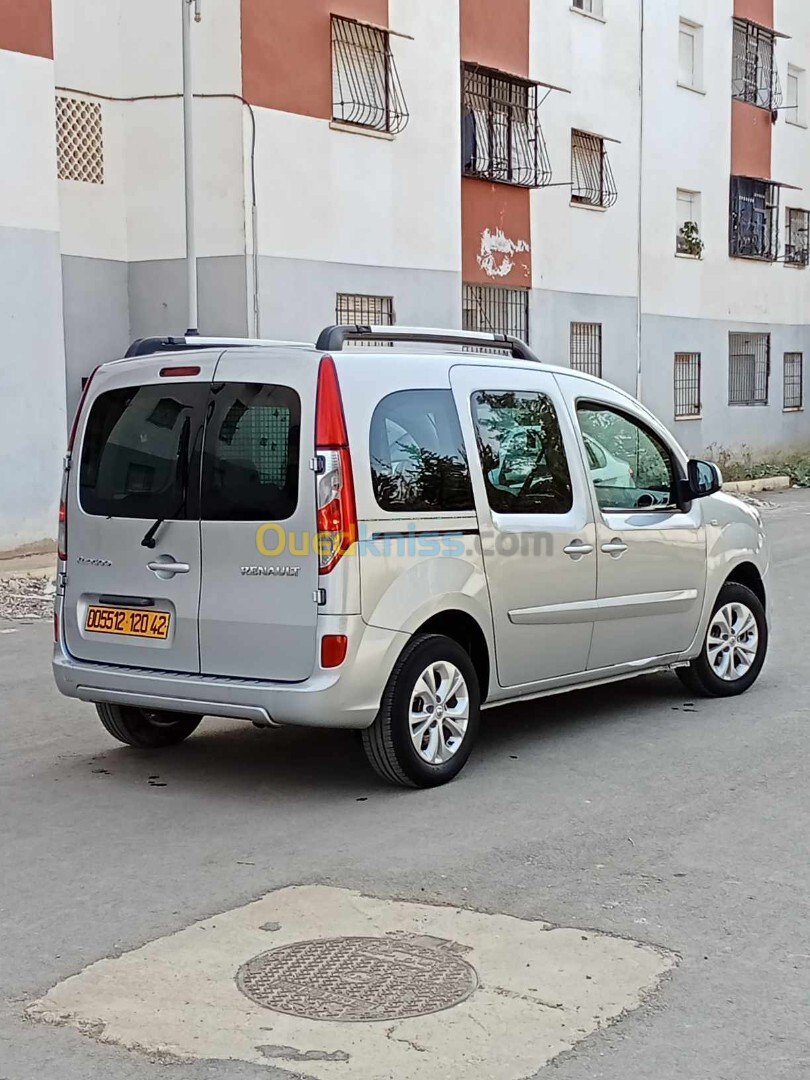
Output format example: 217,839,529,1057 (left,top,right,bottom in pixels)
124,335,313,358
315,324,541,362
